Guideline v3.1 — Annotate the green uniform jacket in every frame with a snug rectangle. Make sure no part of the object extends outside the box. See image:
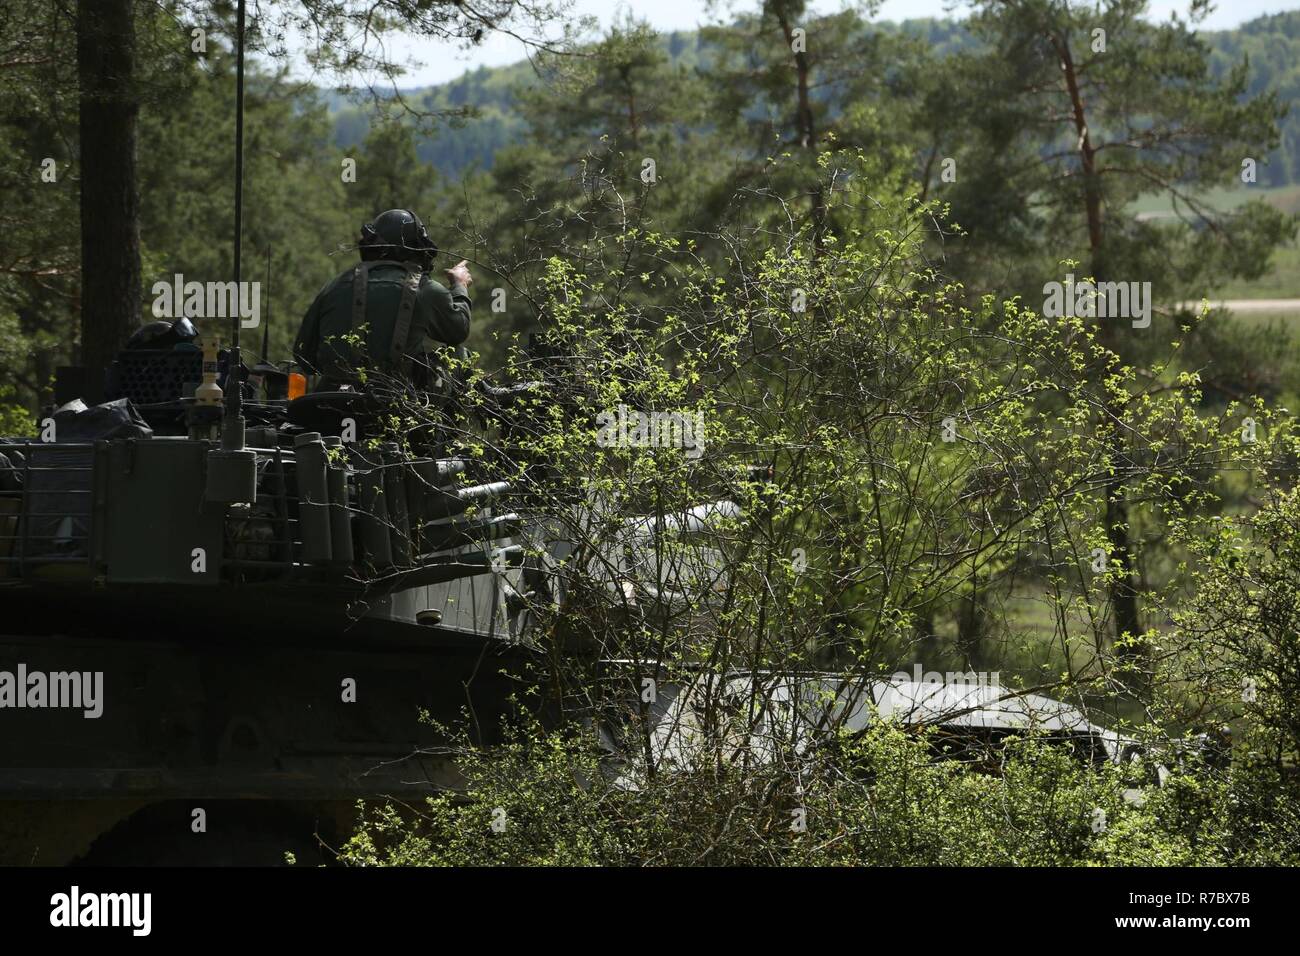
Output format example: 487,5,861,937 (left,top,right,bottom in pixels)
293,261,471,386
